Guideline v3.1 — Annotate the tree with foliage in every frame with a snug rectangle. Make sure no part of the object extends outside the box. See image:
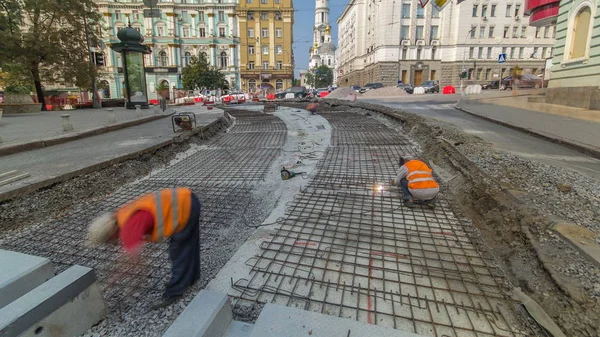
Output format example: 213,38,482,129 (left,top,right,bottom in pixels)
0,0,102,110
306,65,333,88
181,56,228,91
